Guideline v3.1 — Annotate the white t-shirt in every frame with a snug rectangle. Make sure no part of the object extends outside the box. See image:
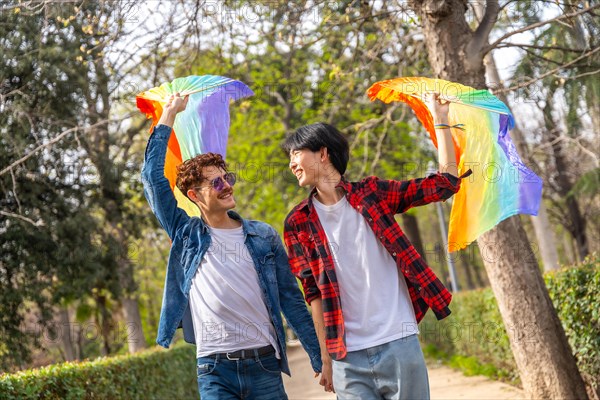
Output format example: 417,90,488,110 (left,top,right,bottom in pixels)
313,195,418,351
188,226,279,358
